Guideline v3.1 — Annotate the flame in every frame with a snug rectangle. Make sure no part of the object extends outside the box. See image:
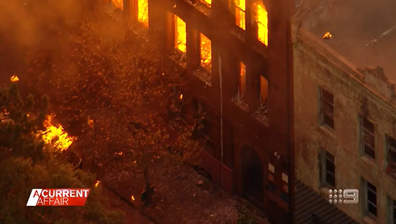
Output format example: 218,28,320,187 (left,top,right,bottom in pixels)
323,31,332,39
200,34,212,71
235,0,246,30
257,4,268,46
39,115,76,151
138,0,149,27
202,0,211,6
175,15,186,53
179,94,183,100
118,152,123,155
131,195,135,201
10,75,19,82
95,180,100,188
111,0,123,9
